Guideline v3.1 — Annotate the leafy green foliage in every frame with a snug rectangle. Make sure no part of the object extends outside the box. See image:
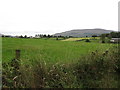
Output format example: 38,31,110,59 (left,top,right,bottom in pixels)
85,39,90,42
74,47,120,88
